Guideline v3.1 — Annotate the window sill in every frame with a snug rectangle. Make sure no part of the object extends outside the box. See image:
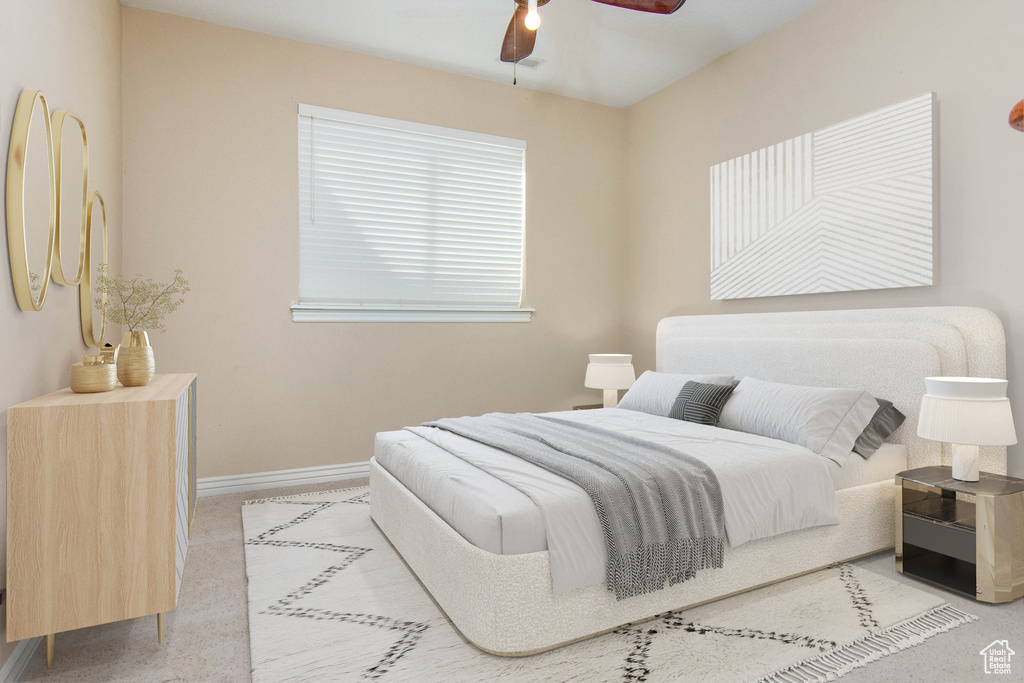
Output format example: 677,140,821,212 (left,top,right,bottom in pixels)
290,304,534,323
